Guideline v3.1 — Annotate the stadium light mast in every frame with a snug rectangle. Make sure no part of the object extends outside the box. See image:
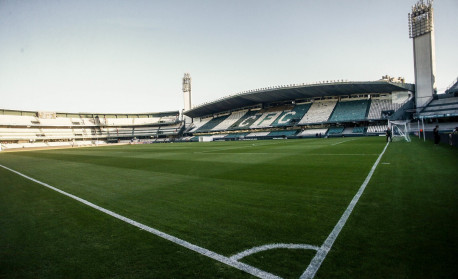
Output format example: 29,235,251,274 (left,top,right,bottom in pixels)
182,73,192,124
409,0,436,112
